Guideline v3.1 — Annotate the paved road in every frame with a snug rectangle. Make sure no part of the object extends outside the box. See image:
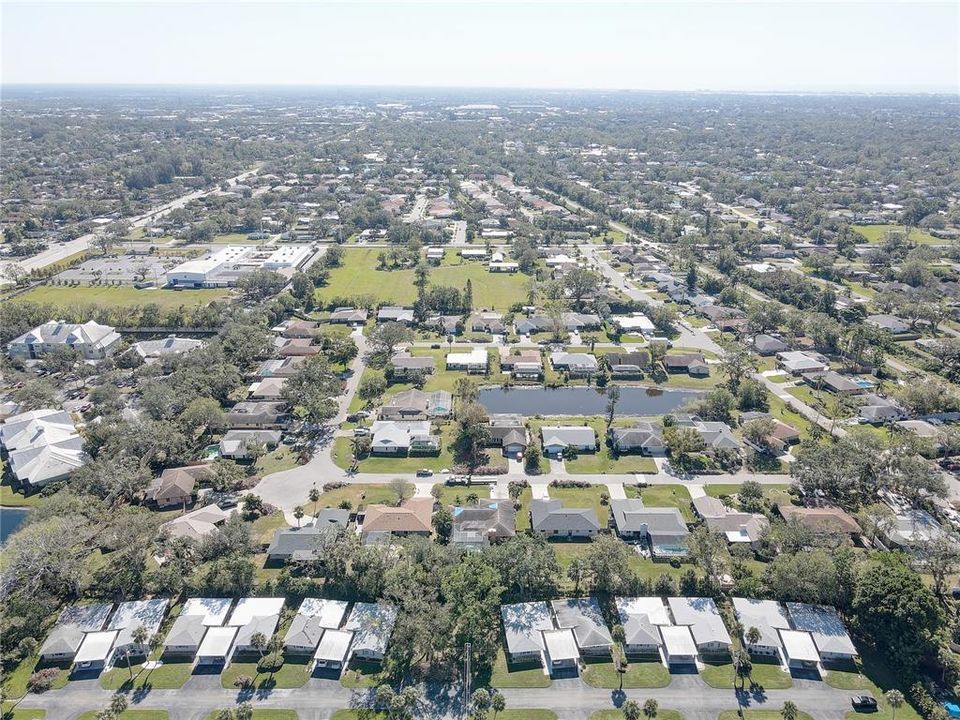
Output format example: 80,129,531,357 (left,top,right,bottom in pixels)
404,195,428,224
12,667,860,720
1,167,260,280
451,220,468,245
